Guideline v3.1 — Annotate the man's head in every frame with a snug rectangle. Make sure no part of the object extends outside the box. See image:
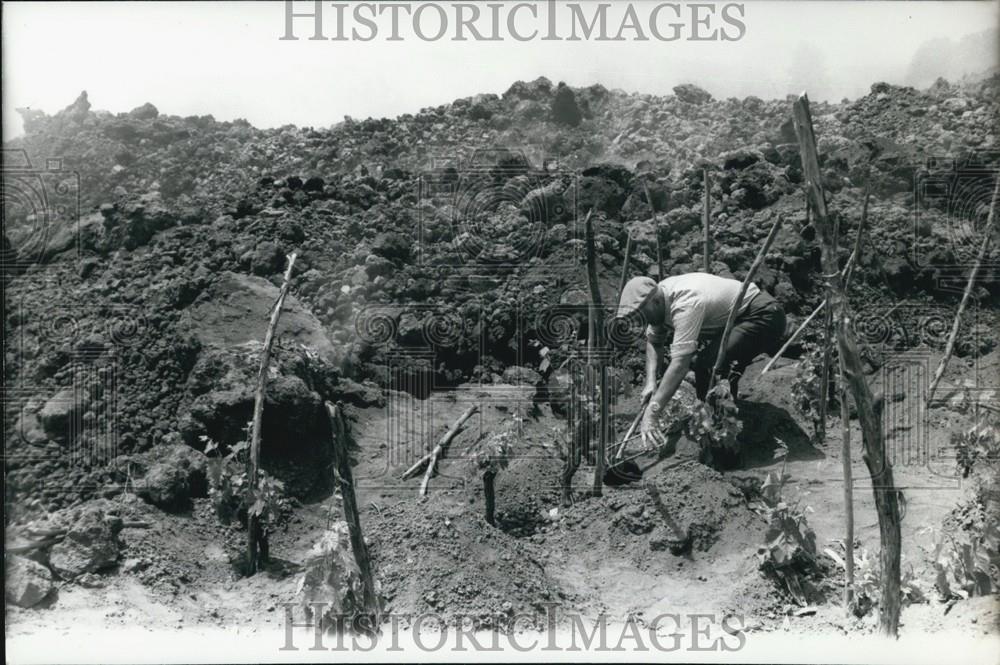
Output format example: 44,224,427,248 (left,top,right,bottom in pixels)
615,276,664,325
